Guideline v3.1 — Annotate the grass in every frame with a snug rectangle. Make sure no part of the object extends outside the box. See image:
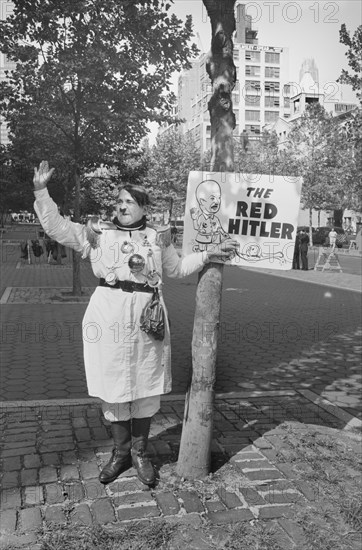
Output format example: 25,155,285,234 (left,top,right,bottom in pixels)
30,522,178,550
281,422,362,550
